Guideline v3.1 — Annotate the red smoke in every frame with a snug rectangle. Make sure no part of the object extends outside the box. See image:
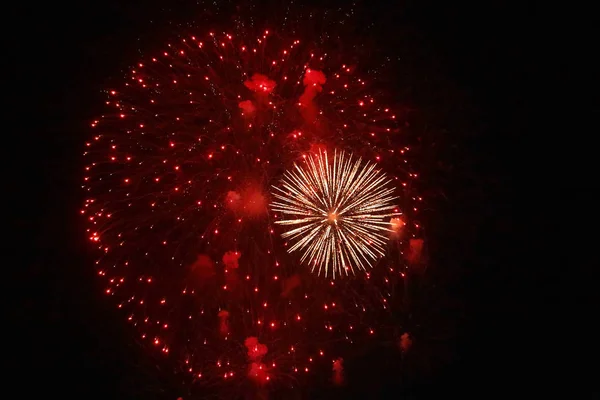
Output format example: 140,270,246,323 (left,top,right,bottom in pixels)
226,185,267,217
238,100,256,114
218,310,230,335
222,251,241,269
332,358,344,385
244,73,276,94
190,254,215,280
245,336,268,360
243,189,266,216
248,362,269,384
226,190,241,208
399,332,412,352
244,336,270,382
407,239,424,265
299,69,327,122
